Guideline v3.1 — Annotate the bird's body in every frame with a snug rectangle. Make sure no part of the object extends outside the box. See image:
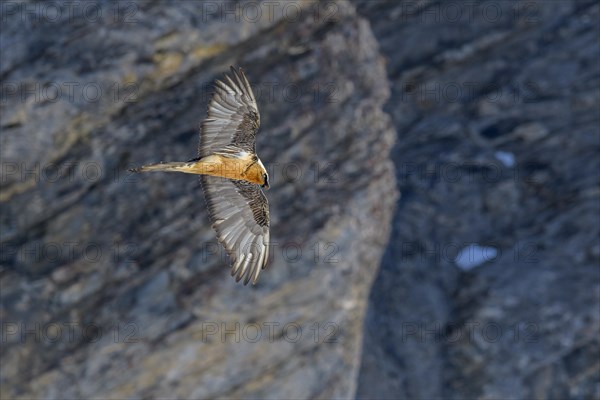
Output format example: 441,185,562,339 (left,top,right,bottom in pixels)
133,152,267,186
130,67,270,285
